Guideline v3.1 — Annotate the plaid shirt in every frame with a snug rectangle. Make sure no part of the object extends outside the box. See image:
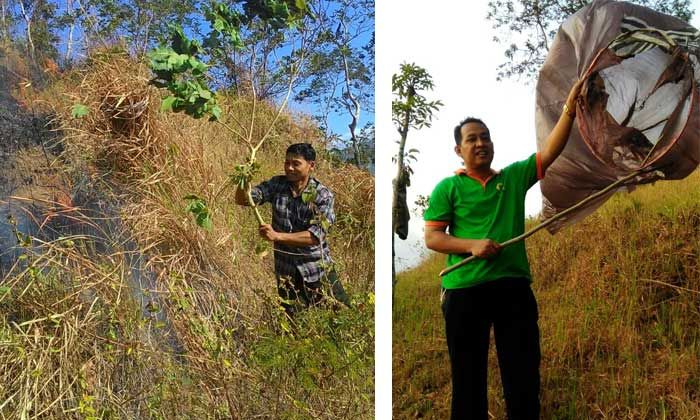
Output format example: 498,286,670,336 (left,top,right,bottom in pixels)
251,176,335,283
